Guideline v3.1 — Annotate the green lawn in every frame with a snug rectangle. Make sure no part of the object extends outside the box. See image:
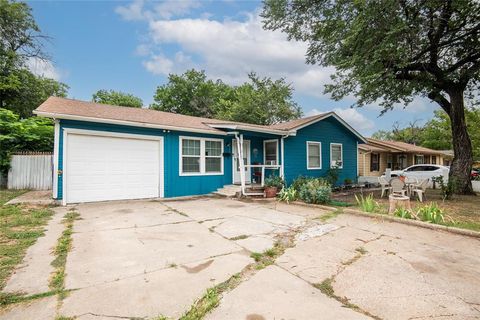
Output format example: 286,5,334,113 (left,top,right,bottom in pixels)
332,189,480,232
0,189,53,290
